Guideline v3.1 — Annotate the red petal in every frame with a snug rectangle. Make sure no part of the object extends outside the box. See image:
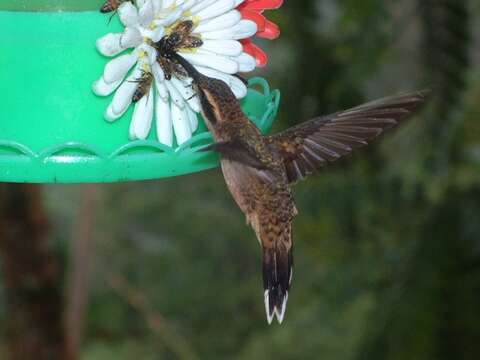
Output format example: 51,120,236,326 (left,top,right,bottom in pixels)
237,3,262,13
237,0,284,11
242,40,268,67
240,9,267,33
236,0,282,67
256,19,280,39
